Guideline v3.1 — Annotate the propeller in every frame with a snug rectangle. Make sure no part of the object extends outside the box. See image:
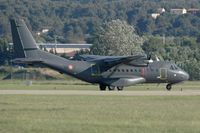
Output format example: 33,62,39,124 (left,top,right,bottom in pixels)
147,54,153,63
155,55,160,61
147,54,151,60
142,54,153,65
